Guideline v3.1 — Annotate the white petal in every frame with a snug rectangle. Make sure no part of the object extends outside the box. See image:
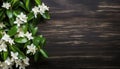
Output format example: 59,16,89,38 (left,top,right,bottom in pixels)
23,57,29,65
11,52,18,60
2,2,11,9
